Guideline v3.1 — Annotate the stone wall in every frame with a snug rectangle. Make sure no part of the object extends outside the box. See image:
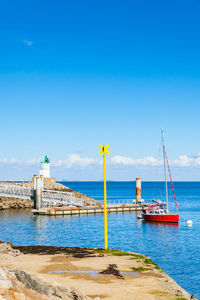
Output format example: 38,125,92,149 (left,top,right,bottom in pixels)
0,197,33,210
